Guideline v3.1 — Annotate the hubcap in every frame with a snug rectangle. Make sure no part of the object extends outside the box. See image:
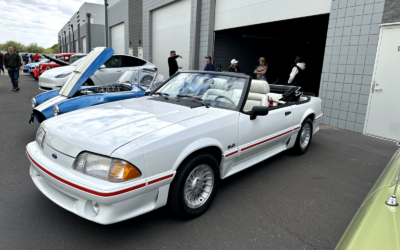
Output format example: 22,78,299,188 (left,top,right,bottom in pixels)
184,164,214,209
300,123,311,149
